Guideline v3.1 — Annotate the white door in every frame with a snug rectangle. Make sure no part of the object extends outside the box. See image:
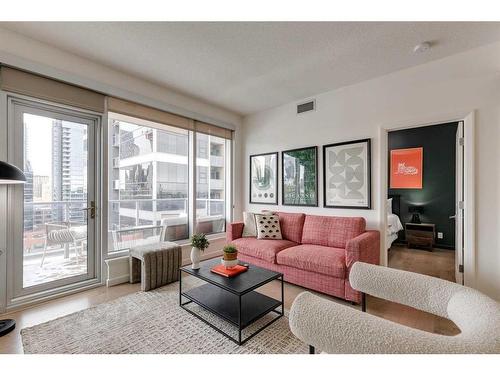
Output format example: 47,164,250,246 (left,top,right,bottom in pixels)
454,121,464,285
7,97,100,306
